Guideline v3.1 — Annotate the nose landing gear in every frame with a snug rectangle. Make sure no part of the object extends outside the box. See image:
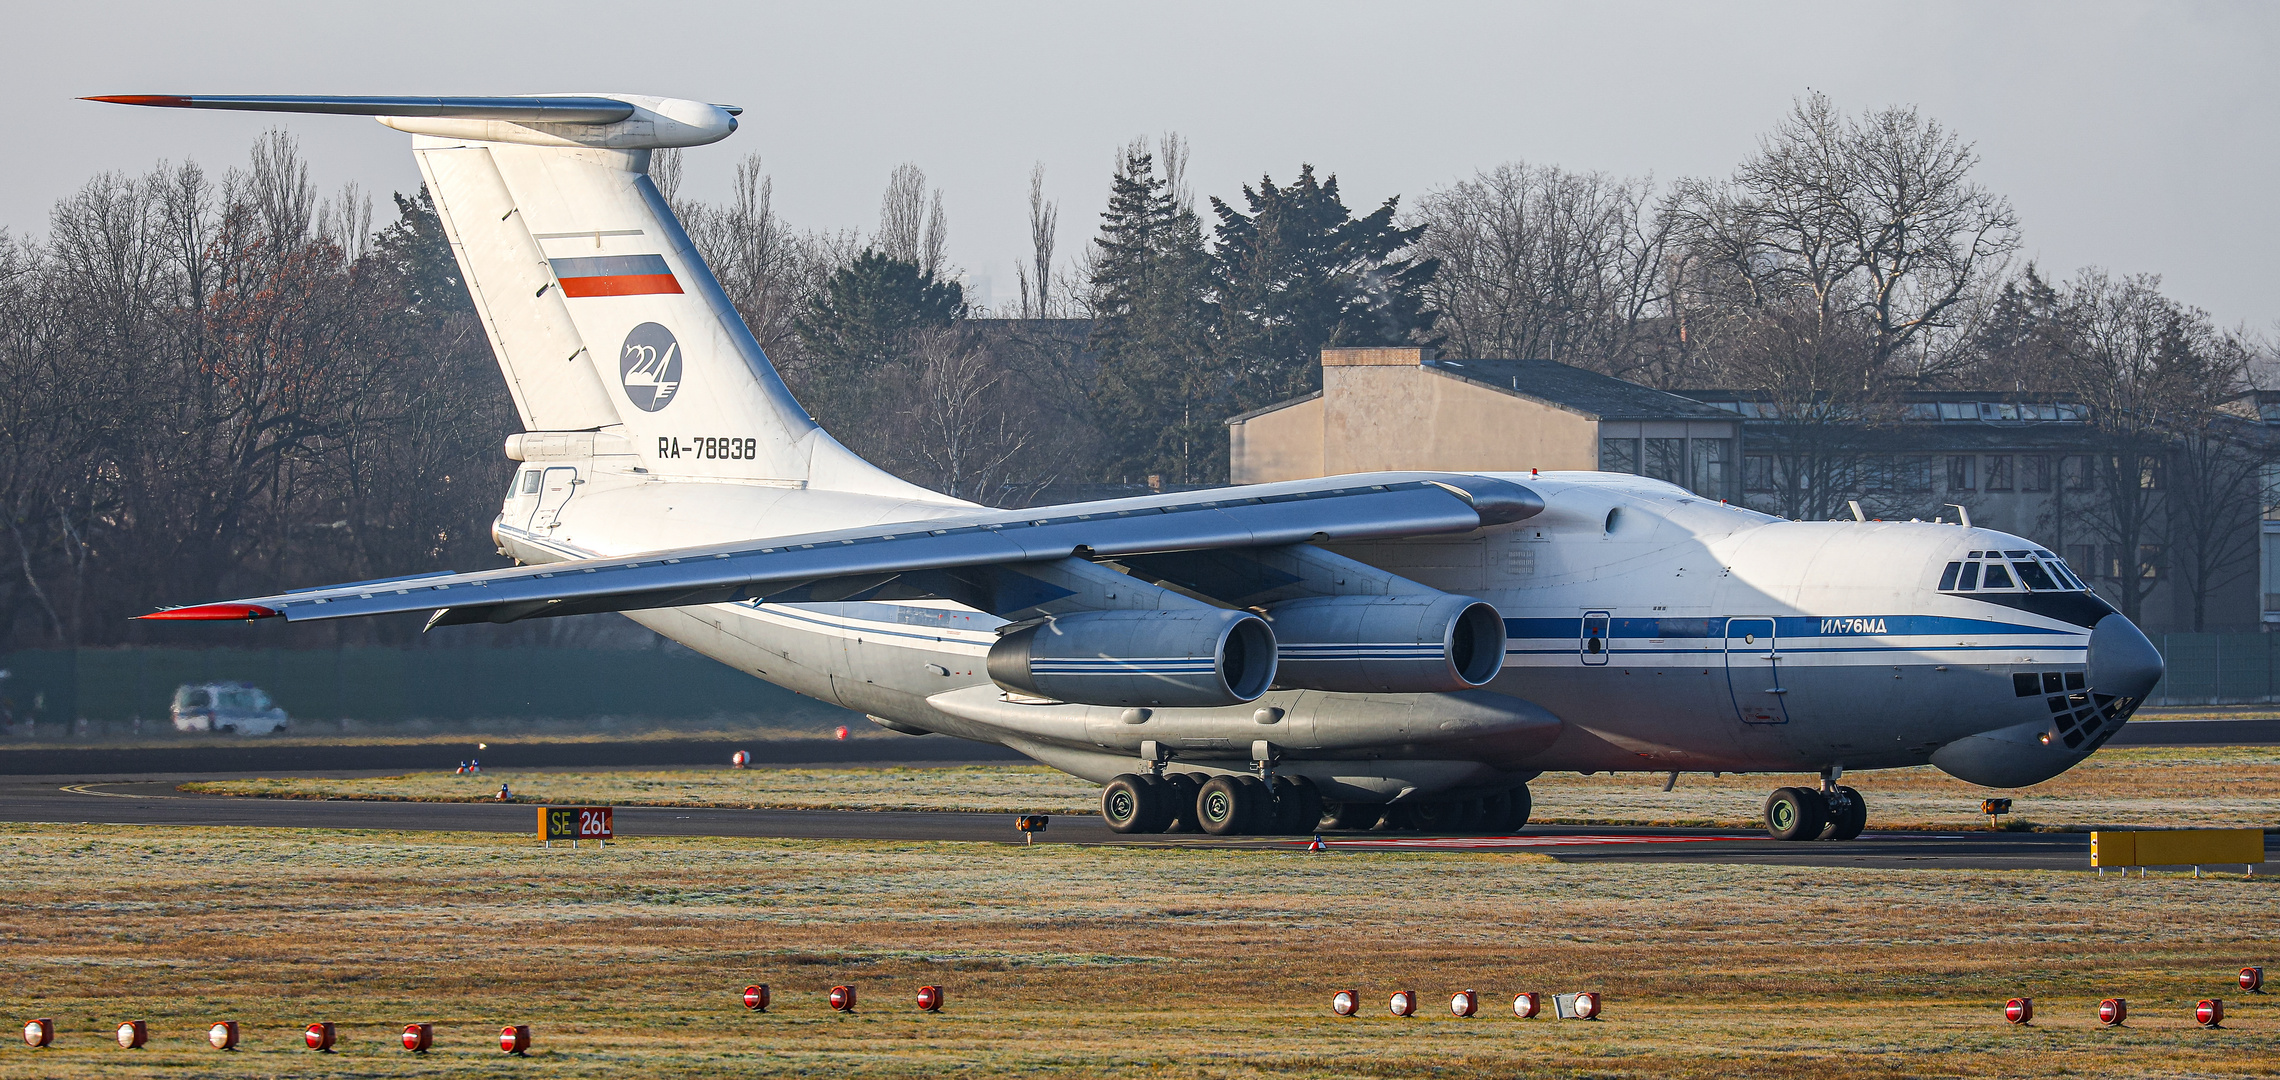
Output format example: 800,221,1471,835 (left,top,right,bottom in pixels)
1762,773,1867,841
